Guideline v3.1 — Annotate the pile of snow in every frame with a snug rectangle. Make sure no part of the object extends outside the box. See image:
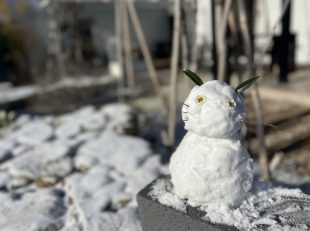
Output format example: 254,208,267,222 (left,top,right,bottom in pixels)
149,177,310,230
0,103,167,231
